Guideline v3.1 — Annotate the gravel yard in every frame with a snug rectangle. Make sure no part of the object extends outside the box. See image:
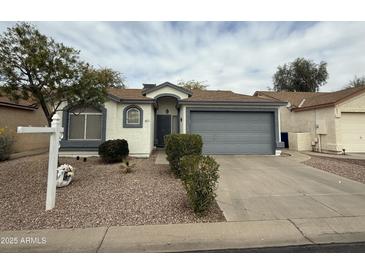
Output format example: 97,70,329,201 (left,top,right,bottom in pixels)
303,155,365,184
0,153,225,231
